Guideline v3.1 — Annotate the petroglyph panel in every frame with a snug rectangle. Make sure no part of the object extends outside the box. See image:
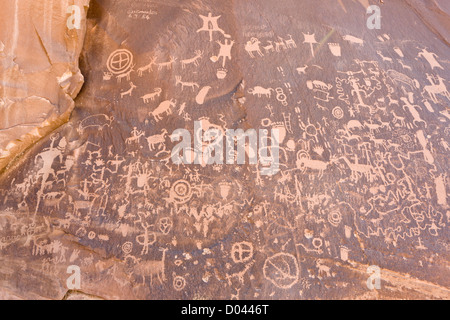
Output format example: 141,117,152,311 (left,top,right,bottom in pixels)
0,0,449,300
